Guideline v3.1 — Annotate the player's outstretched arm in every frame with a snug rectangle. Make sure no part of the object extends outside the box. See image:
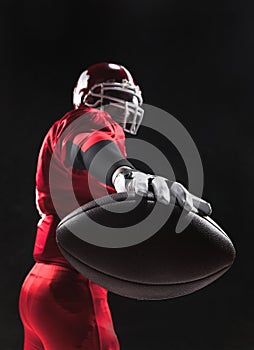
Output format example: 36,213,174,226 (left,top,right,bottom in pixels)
71,137,212,216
